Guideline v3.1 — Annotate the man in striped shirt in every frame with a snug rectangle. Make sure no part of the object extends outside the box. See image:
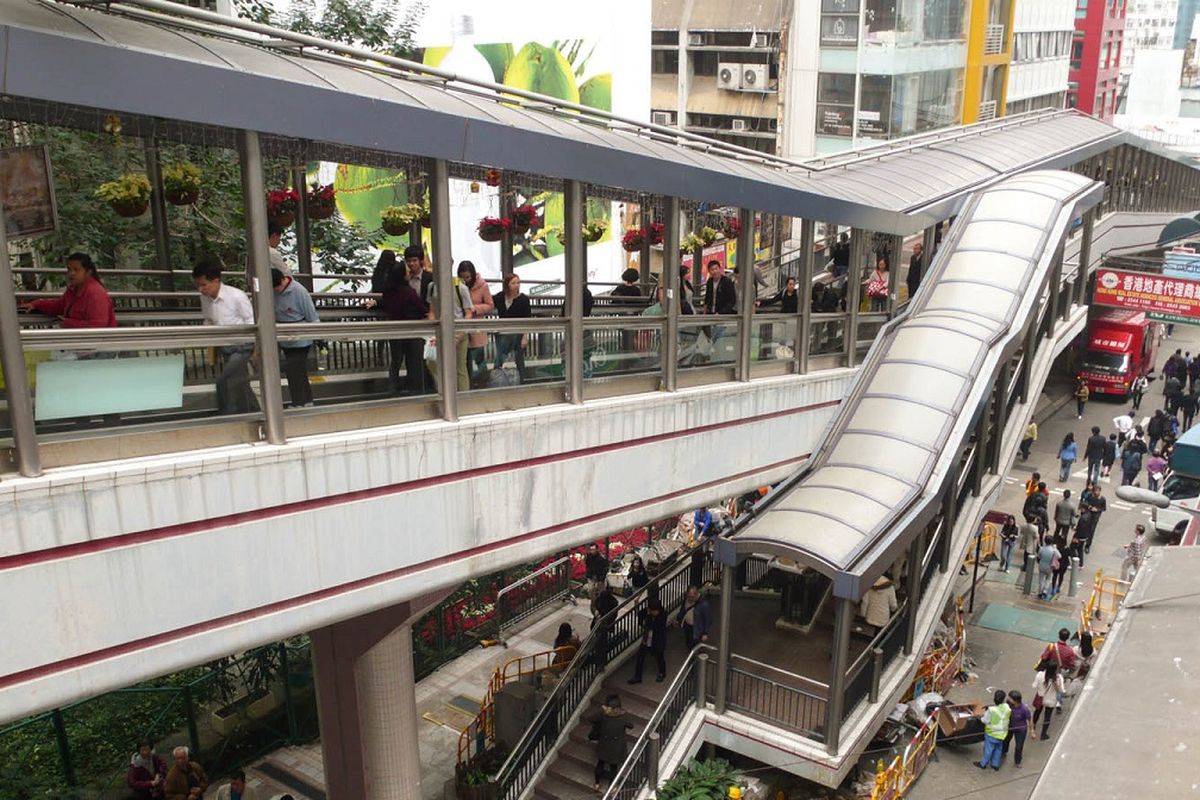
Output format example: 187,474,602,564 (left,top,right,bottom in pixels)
1121,524,1148,582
